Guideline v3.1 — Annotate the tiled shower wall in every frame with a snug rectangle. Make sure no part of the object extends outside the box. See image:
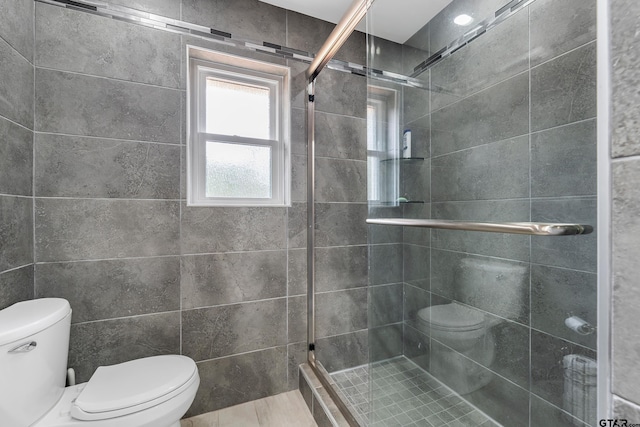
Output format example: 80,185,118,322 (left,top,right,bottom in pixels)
0,0,367,418
610,0,640,420
367,0,599,425
0,0,35,308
